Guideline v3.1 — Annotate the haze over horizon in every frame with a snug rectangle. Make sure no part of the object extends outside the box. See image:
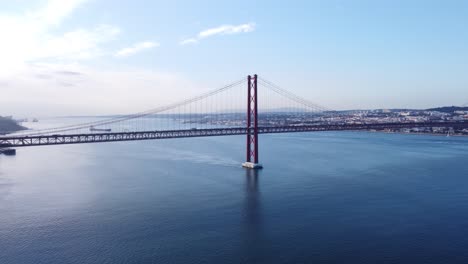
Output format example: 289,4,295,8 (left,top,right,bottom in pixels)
1,0,468,116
